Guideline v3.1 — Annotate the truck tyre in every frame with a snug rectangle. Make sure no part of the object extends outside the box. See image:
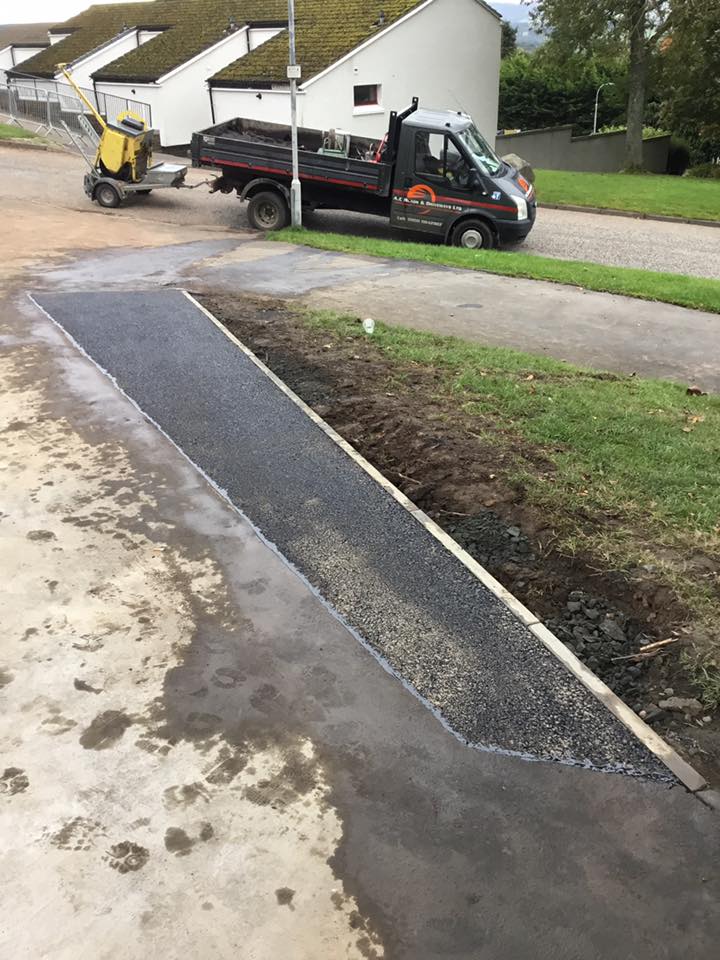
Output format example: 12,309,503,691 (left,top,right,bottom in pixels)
247,191,289,231
452,219,495,250
95,182,121,209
